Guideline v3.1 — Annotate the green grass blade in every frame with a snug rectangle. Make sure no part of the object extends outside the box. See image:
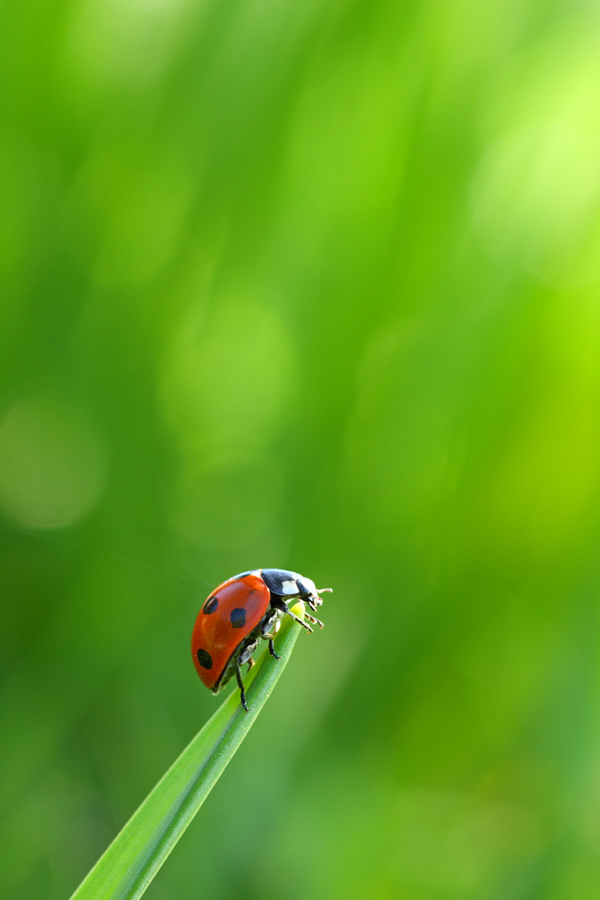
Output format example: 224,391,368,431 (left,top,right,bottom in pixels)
69,604,306,900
